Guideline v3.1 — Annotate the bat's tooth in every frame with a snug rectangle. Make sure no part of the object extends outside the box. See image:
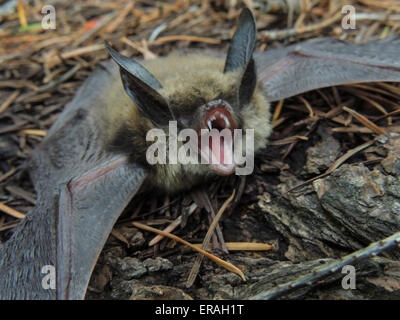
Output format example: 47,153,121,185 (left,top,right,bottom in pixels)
207,120,213,130
221,114,230,128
